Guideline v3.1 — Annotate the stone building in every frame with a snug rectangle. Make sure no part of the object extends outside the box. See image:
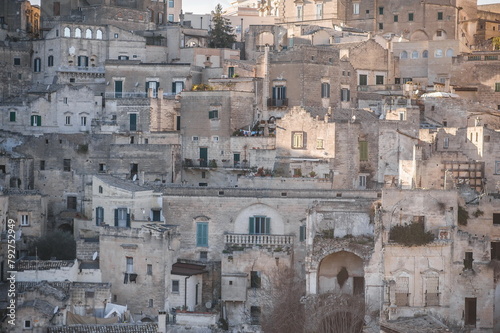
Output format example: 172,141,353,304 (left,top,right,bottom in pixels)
99,224,180,318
